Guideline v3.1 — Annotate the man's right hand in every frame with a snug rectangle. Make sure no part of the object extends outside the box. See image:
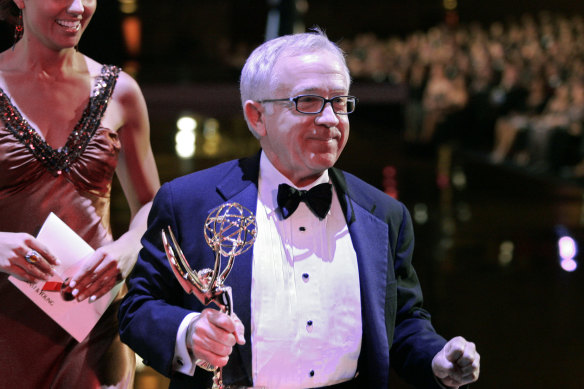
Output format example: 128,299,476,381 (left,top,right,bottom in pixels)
187,308,246,368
